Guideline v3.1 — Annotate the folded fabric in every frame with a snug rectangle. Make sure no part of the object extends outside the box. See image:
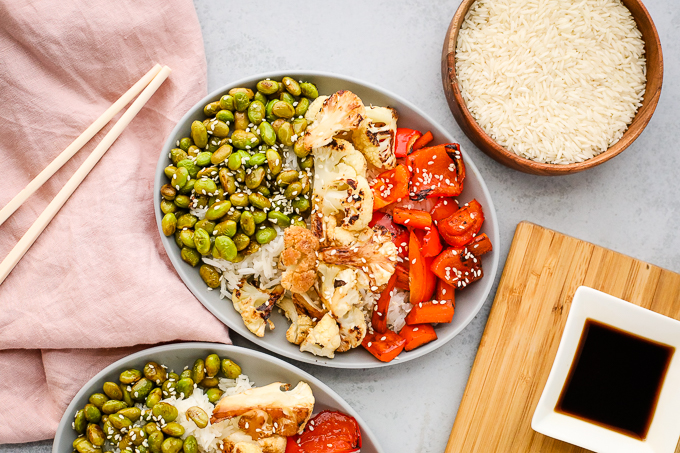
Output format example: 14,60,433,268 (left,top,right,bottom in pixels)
0,0,230,443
